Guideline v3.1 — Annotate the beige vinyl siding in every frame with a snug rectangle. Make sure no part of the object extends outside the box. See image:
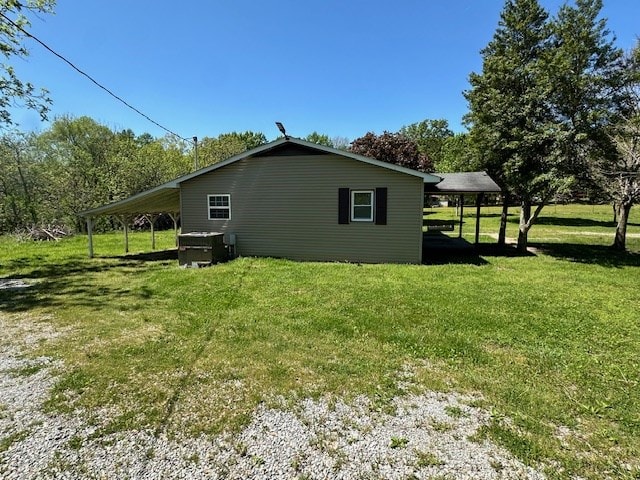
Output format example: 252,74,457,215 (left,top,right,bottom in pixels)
180,154,423,263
